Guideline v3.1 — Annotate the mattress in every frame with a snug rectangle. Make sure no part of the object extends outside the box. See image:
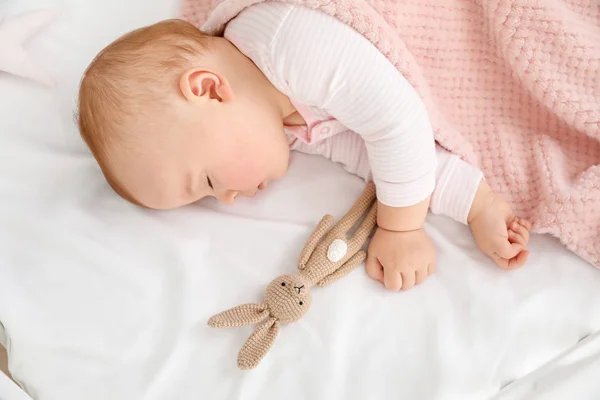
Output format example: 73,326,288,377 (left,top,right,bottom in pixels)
1,0,600,399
